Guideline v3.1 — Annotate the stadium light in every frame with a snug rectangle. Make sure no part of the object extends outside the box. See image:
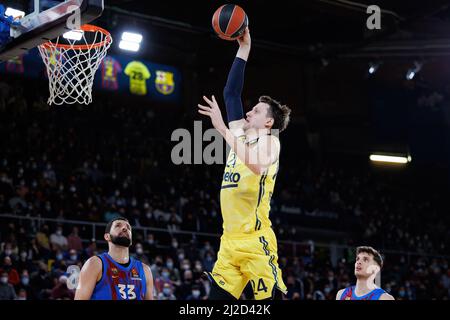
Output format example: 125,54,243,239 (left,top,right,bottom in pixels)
406,61,422,80
119,40,140,52
119,31,143,52
368,61,381,75
5,7,25,19
63,30,84,41
121,32,143,44
369,154,411,164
